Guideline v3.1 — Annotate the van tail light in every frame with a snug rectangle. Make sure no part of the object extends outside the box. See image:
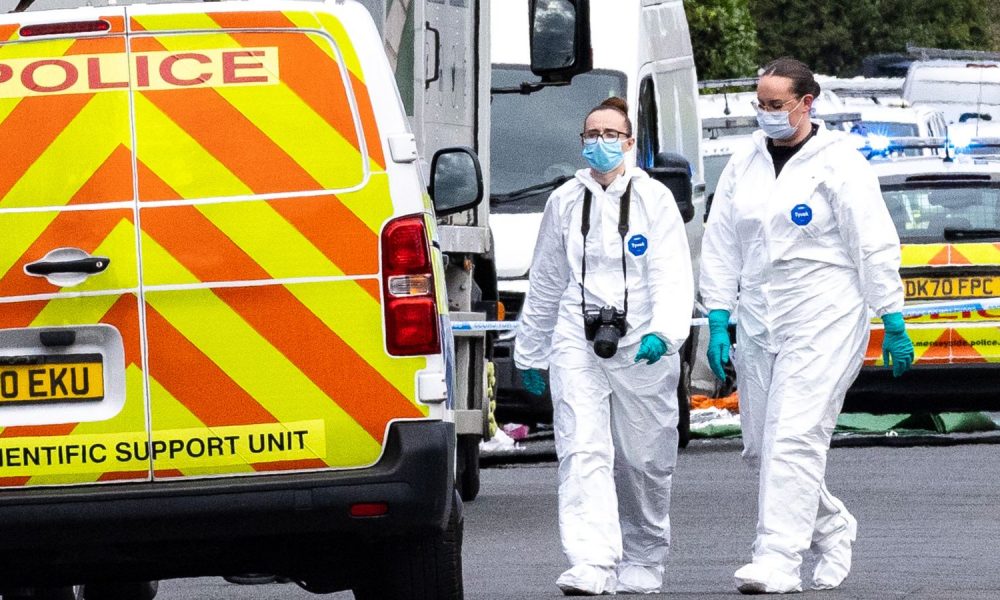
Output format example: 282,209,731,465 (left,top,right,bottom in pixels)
350,502,388,518
381,216,440,356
